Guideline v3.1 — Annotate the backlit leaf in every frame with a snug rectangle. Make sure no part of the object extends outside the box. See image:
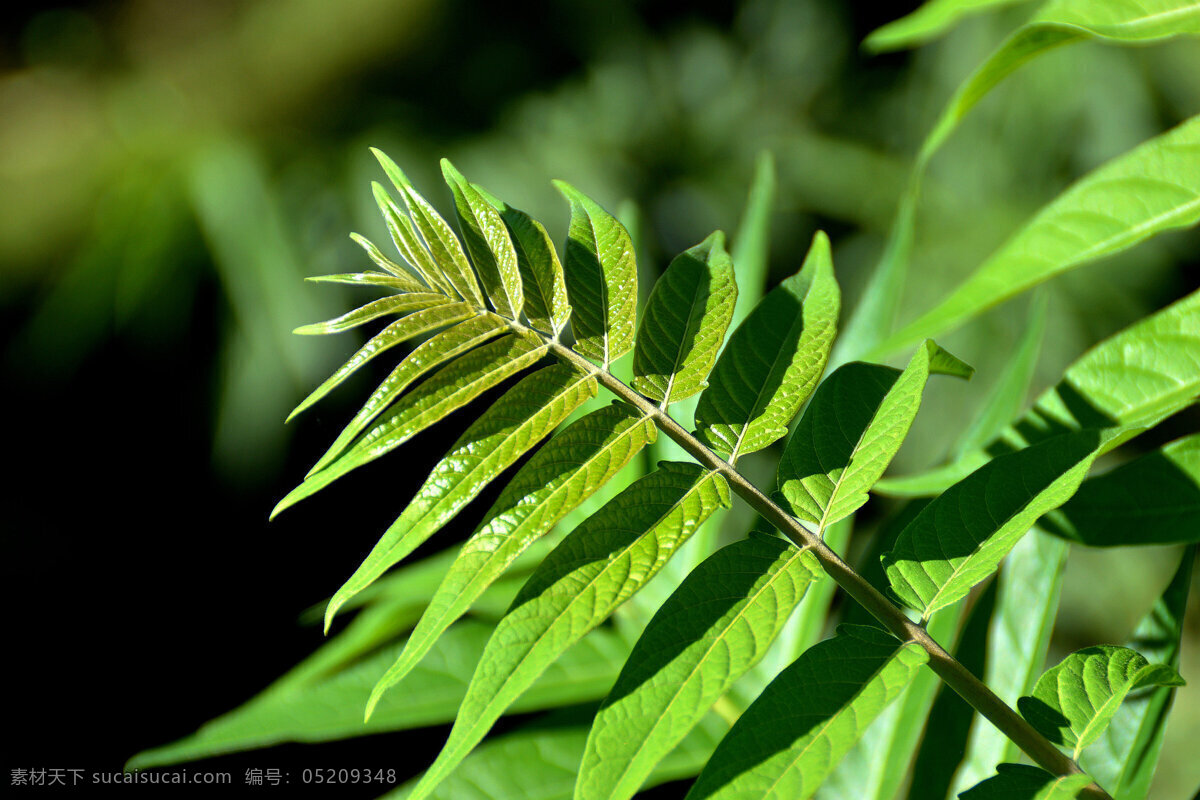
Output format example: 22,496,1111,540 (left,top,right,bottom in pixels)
348,232,429,291
481,190,571,336
292,292,448,335
442,159,523,318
